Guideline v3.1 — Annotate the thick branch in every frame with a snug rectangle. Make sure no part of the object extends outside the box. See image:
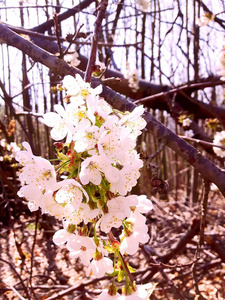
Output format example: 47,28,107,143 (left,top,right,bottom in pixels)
1,23,225,196
31,0,95,33
4,22,225,122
